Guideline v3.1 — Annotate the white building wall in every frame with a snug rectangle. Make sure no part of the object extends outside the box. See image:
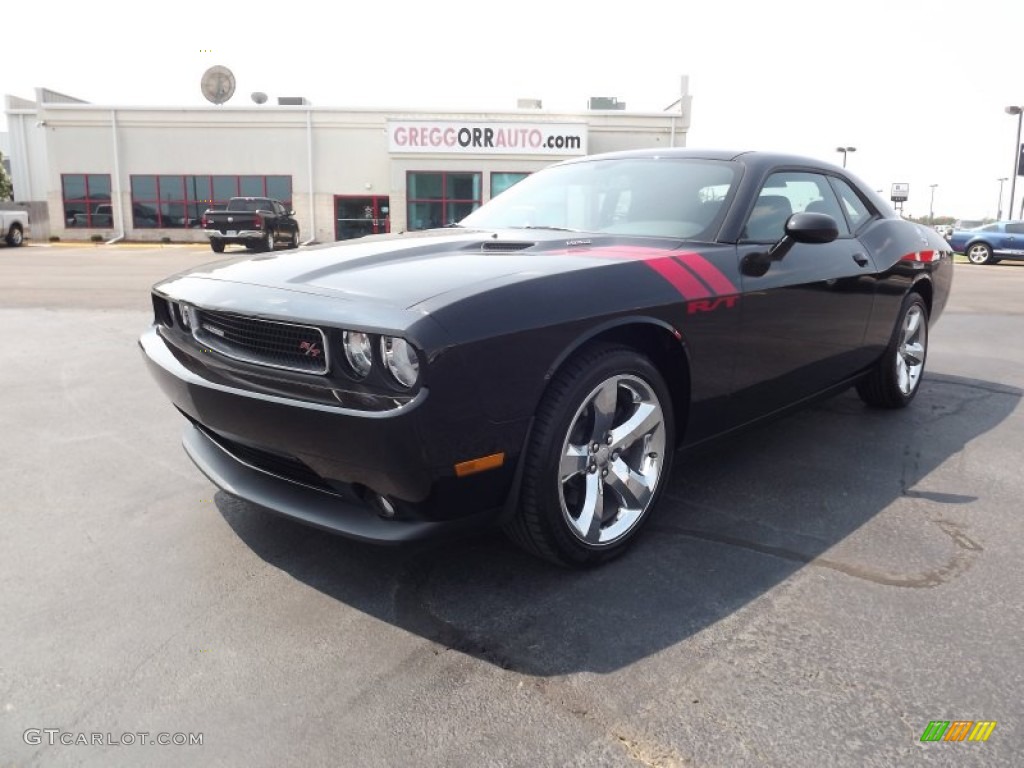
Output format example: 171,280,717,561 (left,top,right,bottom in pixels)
4,97,690,244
